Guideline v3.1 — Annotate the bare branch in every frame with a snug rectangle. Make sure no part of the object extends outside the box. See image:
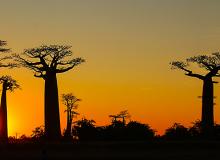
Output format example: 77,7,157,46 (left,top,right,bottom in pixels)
187,55,220,71
170,61,205,80
185,72,205,80
56,58,85,73
171,61,189,70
